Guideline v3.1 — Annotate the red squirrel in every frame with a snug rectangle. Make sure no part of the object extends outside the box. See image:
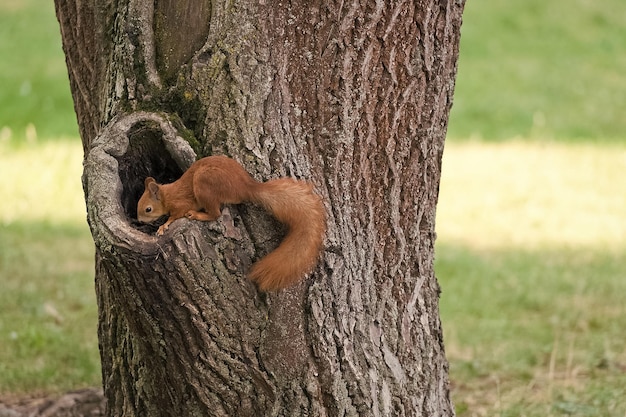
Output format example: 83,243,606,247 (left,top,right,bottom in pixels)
136,155,326,291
